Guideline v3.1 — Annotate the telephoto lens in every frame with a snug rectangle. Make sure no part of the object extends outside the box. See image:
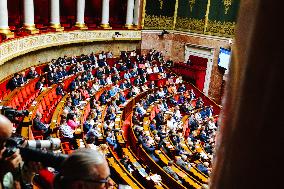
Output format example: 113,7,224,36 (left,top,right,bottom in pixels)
26,138,61,150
